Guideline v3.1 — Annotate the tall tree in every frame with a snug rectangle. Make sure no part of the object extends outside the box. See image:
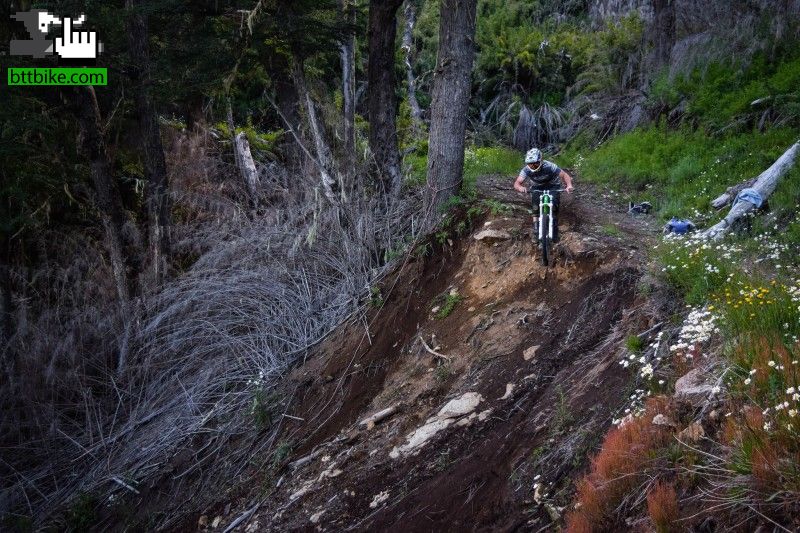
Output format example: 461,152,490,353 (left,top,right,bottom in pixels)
340,0,357,183
424,0,478,222
74,87,139,303
368,0,405,193
402,0,424,136
126,0,171,286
